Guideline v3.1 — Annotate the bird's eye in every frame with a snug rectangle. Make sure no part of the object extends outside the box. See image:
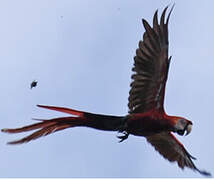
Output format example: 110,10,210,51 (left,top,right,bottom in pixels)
177,130,185,135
